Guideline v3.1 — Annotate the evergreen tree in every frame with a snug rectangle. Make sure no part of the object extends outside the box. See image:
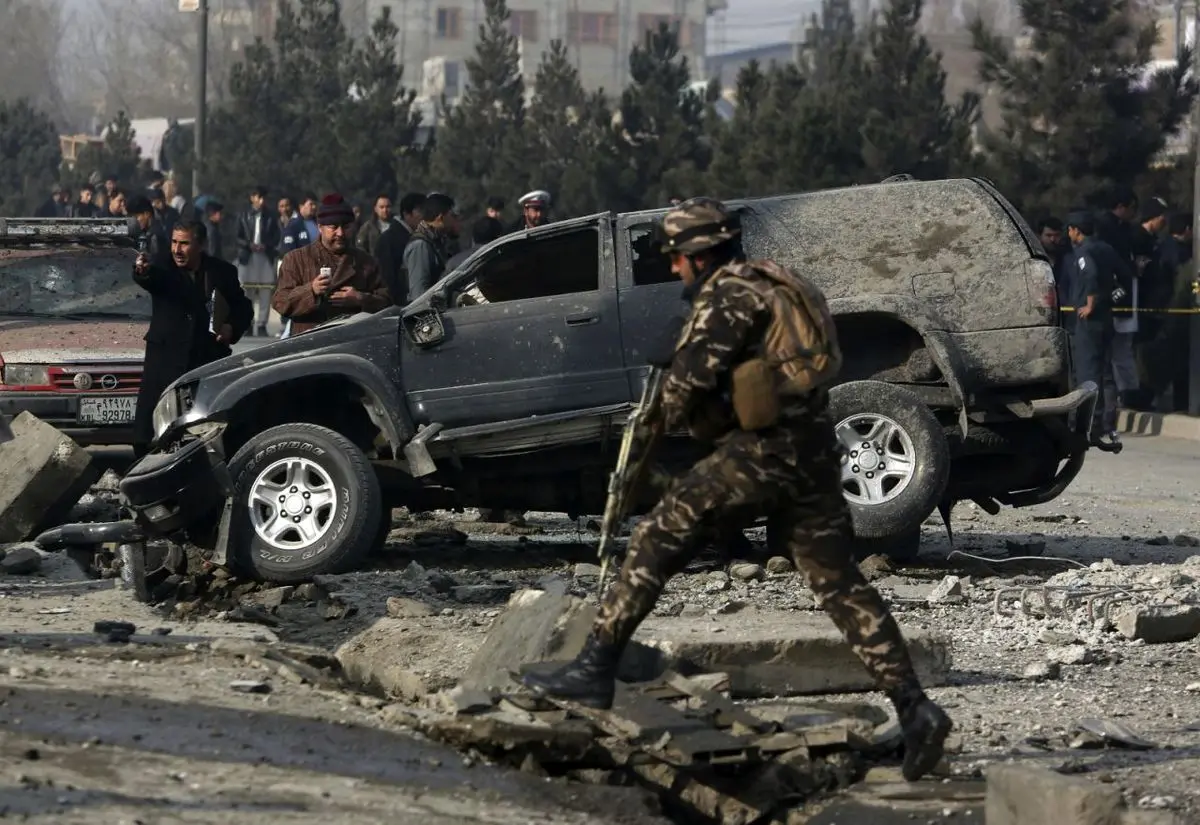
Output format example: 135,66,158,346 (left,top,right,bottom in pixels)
971,0,1196,215
526,40,615,217
0,98,62,216
706,60,774,198
858,0,979,180
344,6,426,199
616,23,709,209
75,111,149,189
428,0,528,216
